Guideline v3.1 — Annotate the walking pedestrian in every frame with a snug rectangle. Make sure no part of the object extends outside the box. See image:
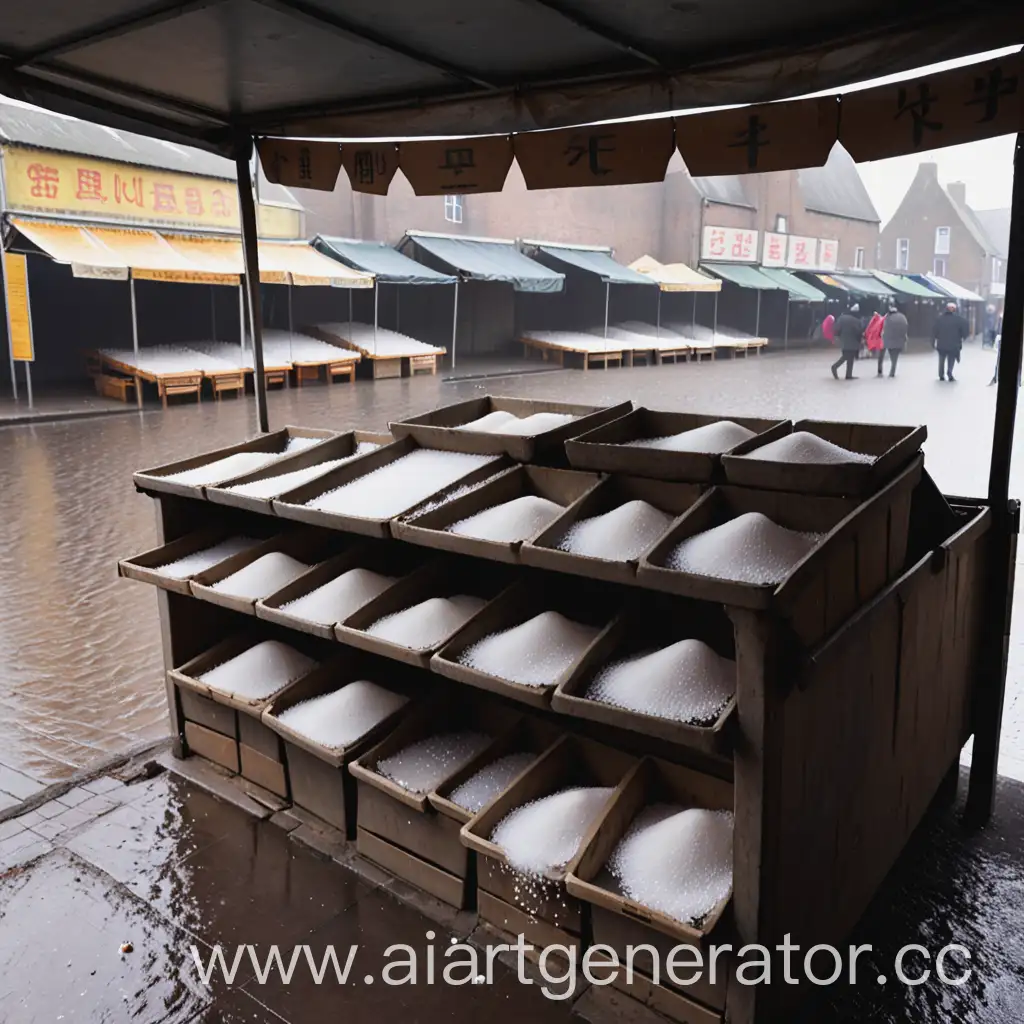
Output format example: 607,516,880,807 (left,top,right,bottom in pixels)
831,303,864,380
865,311,884,371
984,305,998,349
934,301,968,382
880,303,908,377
